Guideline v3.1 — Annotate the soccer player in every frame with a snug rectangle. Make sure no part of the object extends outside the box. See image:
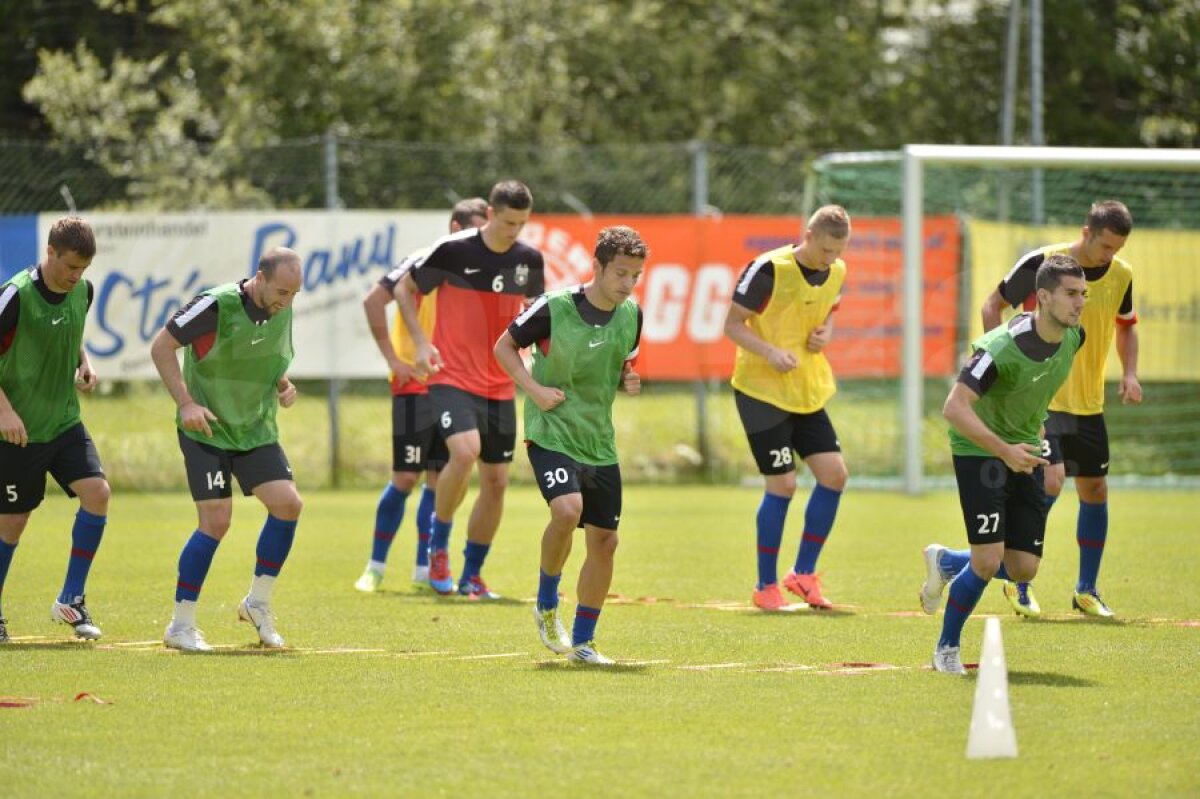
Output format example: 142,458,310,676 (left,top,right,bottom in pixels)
397,180,545,598
722,205,851,612
355,198,488,593
494,225,645,665
151,247,304,652
921,254,1086,675
980,200,1140,618
0,217,110,643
